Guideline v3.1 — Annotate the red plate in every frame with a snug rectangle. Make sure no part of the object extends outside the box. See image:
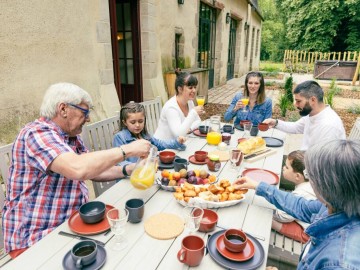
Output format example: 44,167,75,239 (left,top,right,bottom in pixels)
242,168,279,185
68,204,114,235
188,155,209,165
193,129,207,137
216,234,255,262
